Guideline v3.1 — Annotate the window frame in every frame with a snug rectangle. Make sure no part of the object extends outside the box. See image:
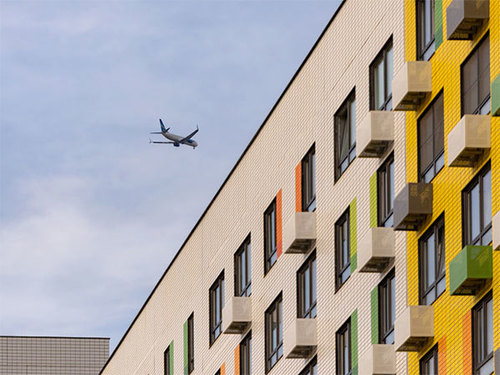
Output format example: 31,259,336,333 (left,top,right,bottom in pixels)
336,319,352,375
209,271,225,346
377,153,395,227
378,269,395,345
299,356,317,375
462,162,492,247
240,332,252,375
417,90,445,183
265,293,283,373
370,37,393,111
420,344,439,374
302,144,317,212
416,0,436,61
187,313,194,374
264,199,278,274
235,235,252,297
297,250,317,319
472,291,494,374
164,346,171,375
335,208,351,291
418,215,446,305
334,90,356,181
